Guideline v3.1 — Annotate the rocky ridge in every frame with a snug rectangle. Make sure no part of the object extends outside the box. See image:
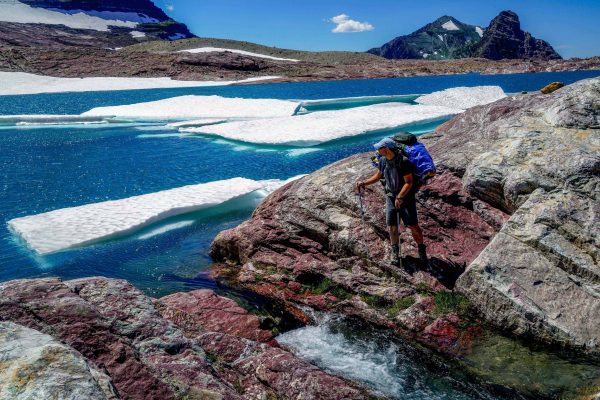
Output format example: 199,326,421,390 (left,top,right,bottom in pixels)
369,10,561,61
0,277,369,399
210,77,600,397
